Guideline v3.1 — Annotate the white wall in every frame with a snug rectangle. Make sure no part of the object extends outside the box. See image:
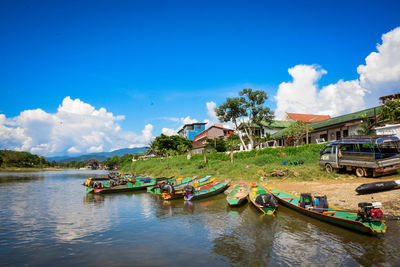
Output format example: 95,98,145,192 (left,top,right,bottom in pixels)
376,124,400,138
